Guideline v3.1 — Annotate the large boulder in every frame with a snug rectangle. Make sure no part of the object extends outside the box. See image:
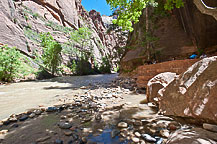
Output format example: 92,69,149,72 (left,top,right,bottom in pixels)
160,56,217,124
147,72,178,104
166,128,217,144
